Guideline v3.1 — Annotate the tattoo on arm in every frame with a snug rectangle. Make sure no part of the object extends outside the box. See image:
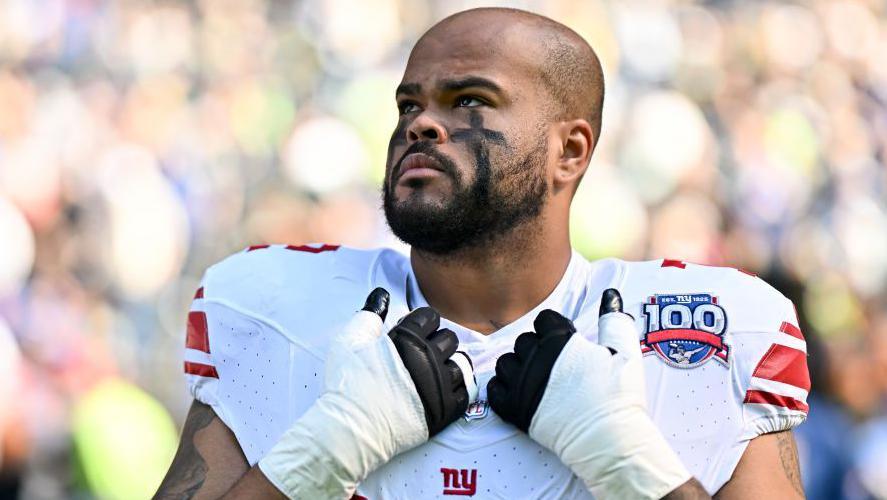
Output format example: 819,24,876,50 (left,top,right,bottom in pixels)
154,402,217,499
662,478,711,500
776,431,804,497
